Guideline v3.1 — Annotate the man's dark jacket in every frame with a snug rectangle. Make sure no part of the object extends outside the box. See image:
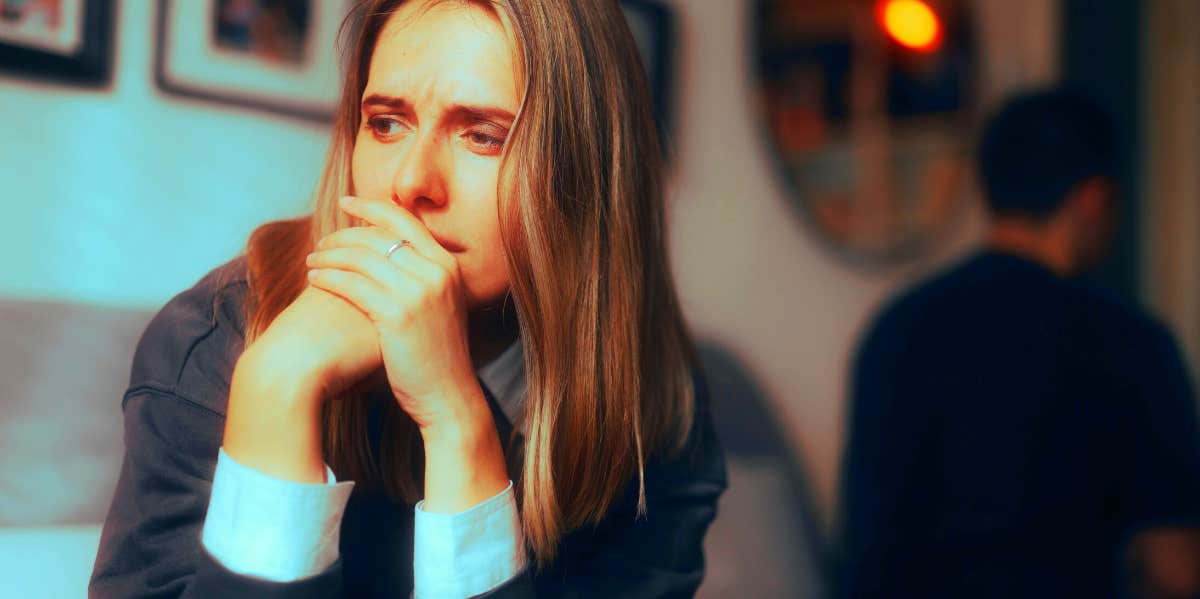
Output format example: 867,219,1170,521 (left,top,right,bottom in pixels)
840,251,1200,599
